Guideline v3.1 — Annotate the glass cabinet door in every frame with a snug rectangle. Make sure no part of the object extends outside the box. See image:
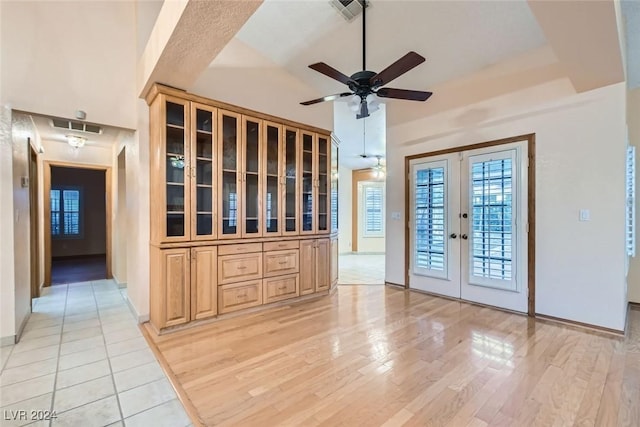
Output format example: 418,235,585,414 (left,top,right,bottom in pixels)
218,110,242,239
282,128,299,235
300,132,315,234
191,103,216,240
263,122,281,235
164,98,190,240
331,138,339,234
242,116,262,237
317,134,330,233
